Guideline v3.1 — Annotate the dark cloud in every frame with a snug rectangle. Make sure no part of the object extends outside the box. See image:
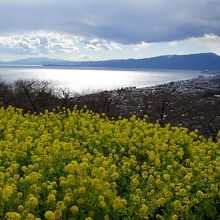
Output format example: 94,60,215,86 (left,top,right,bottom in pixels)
0,0,219,43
